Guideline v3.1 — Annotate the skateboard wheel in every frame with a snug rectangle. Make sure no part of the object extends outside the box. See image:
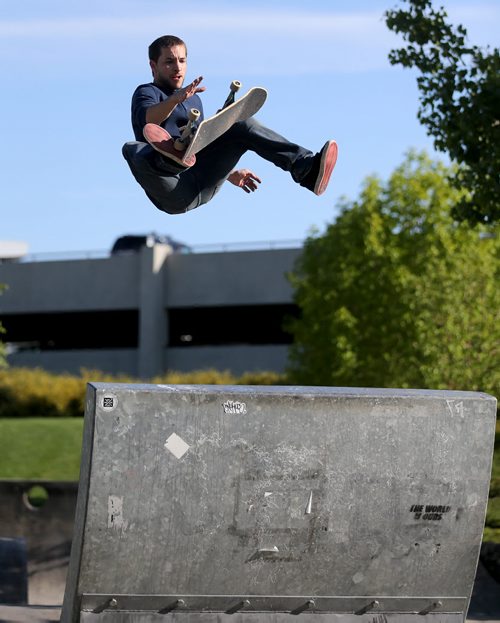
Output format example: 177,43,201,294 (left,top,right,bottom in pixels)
188,108,201,122
230,80,241,93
